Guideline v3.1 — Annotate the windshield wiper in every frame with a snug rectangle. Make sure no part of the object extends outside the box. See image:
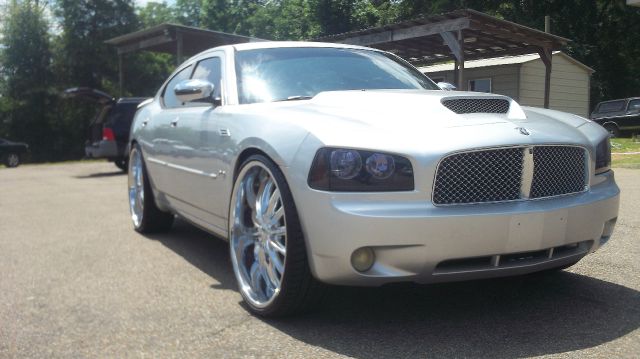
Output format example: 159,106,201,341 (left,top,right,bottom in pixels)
273,95,314,102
